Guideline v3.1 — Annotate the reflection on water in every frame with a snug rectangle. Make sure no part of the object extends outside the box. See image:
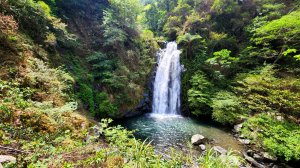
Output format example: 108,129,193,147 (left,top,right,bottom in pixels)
119,114,243,152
